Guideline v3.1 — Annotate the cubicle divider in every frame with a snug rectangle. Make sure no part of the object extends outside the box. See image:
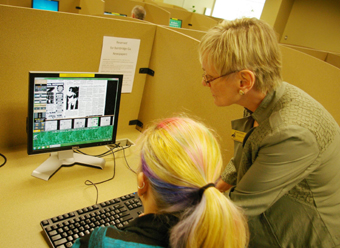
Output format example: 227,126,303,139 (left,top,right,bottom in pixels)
0,4,156,149
160,5,218,31
165,26,207,40
143,2,170,25
104,0,170,26
143,0,181,10
0,0,30,7
279,45,340,123
189,12,219,31
281,43,340,70
96,13,145,23
326,53,340,69
77,0,104,15
1,4,339,165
